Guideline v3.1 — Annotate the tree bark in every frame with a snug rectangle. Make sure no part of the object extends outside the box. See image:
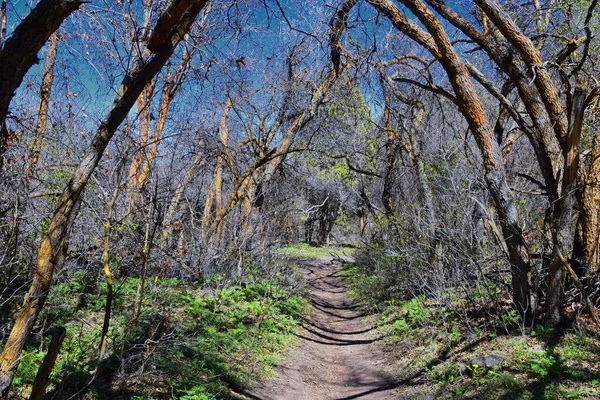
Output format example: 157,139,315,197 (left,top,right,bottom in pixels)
201,183,215,237
573,123,600,274
545,84,587,326
0,1,208,395
127,83,155,206
424,0,560,199
378,75,397,217
130,49,194,201
29,327,66,400
473,0,568,148
98,181,120,361
214,97,233,226
26,31,59,177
